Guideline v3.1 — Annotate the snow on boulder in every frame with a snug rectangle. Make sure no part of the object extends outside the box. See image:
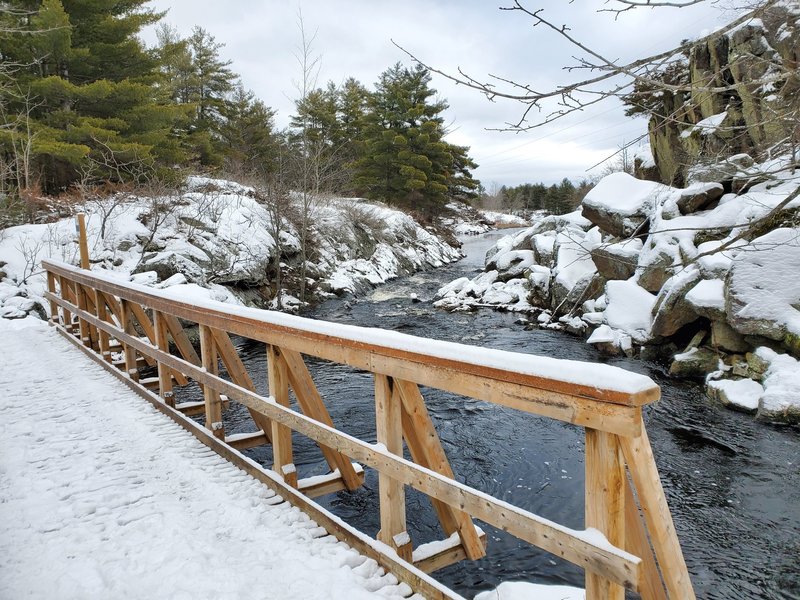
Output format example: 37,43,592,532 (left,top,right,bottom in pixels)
486,249,536,282
707,378,763,413
591,238,642,281
725,228,800,356
587,323,633,355
475,582,585,600
581,172,669,237
651,267,703,338
604,279,656,343
551,227,601,308
757,350,800,423
685,278,726,320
